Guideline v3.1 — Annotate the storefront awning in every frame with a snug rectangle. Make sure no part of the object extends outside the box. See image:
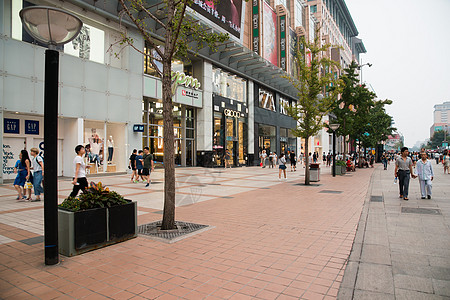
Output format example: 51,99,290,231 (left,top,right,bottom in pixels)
196,41,299,99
